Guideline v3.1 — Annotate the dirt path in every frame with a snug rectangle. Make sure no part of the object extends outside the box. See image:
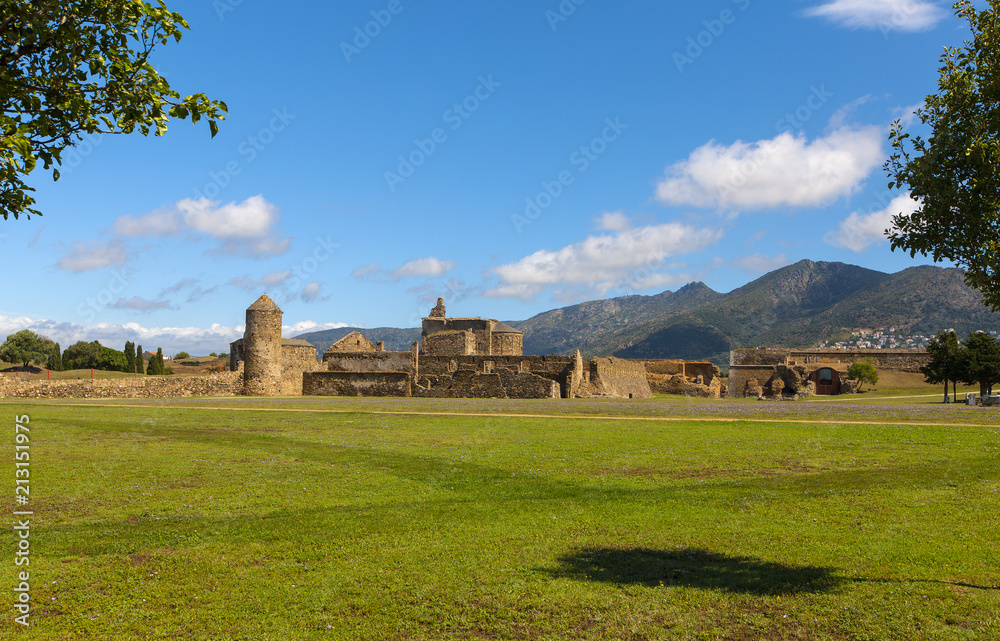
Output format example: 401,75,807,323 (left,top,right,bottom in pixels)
12,400,1000,430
